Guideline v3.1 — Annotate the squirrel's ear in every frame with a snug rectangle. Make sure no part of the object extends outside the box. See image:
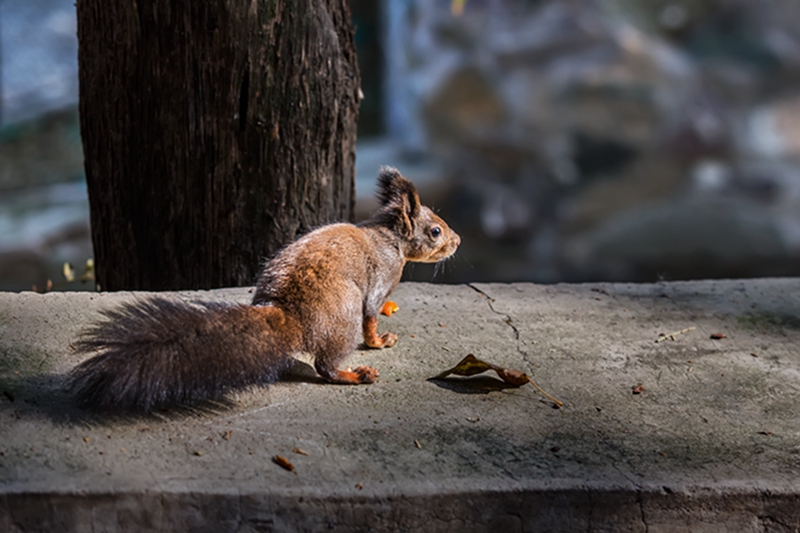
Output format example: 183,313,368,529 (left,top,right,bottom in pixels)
377,166,421,236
